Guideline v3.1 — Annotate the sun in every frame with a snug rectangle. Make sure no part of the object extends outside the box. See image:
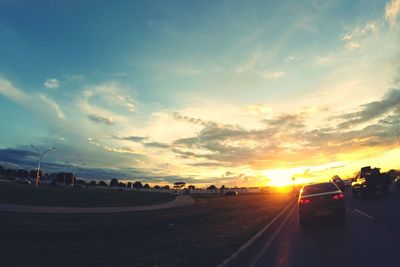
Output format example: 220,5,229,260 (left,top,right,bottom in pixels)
262,168,313,187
